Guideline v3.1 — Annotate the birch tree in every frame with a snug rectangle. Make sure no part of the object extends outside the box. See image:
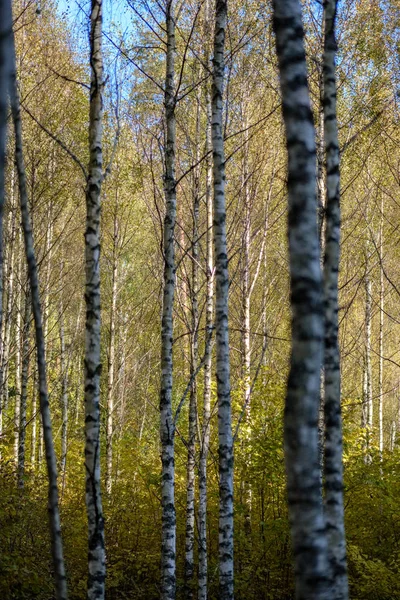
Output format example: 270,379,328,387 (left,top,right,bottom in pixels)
8,9,68,597
198,2,214,597
184,85,200,600
272,0,330,597
1,181,16,414
378,196,384,458
212,0,234,596
106,208,119,495
59,261,68,484
0,0,11,434
85,0,106,597
160,1,177,598
322,0,348,596
17,286,31,488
